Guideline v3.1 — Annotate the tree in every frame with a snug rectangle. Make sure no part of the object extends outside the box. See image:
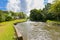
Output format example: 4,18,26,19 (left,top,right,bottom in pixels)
42,3,52,20
0,10,27,22
49,0,60,21
18,12,26,19
0,10,5,22
30,9,46,22
30,9,38,21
